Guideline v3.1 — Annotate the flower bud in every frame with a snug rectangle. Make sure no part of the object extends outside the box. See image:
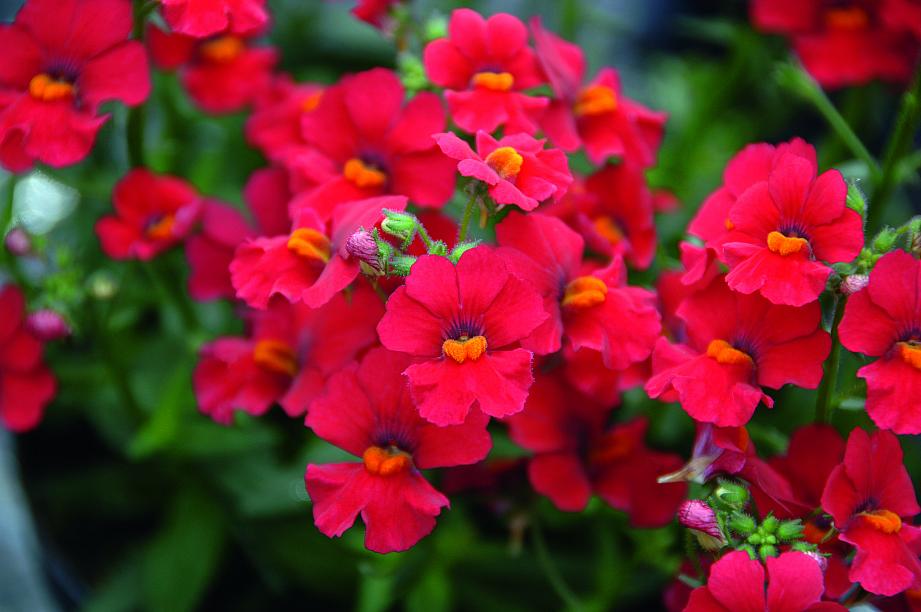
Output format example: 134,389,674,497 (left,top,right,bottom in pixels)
449,241,479,264
845,182,866,217
380,210,417,245
4,227,32,256
388,254,416,276
738,543,757,560
872,228,897,253
840,274,869,295
758,544,778,561
777,519,805,542
345,229,381,273
27,309,71,341
678,500,725,551
713,479,749,510
728,512,756,536
761,515,780,534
